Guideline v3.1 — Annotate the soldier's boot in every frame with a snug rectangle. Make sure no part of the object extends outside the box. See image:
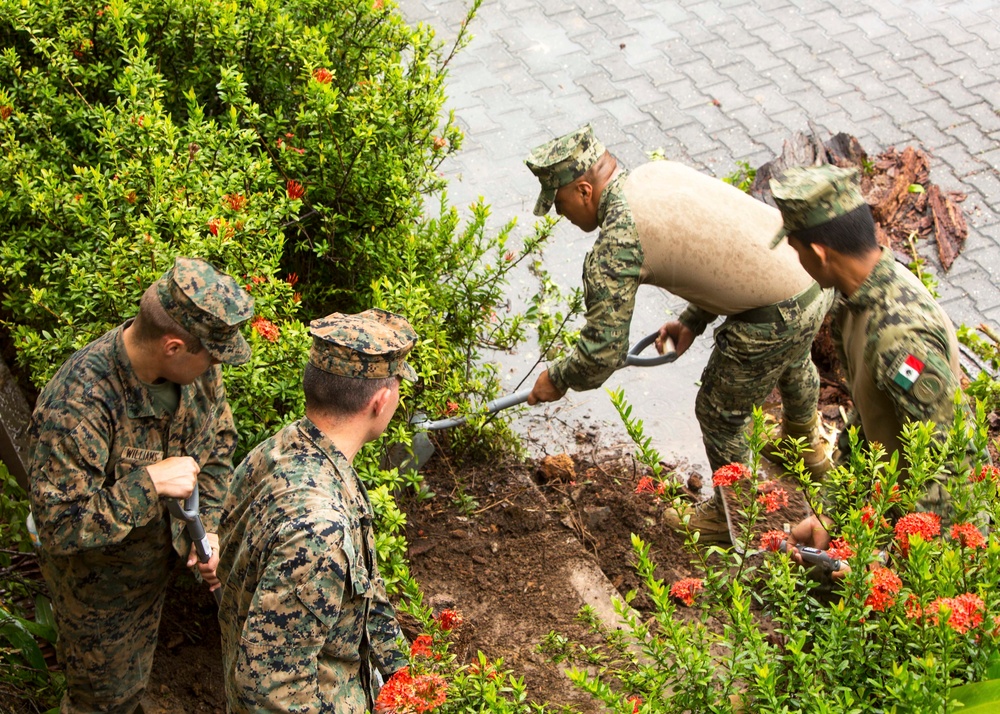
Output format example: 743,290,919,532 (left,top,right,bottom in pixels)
663,495,731,544
762,411,832,479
